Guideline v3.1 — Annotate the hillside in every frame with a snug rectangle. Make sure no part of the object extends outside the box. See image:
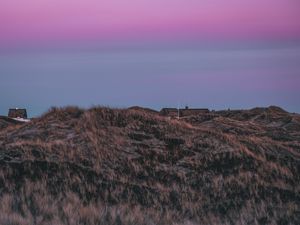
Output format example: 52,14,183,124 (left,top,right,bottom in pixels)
0,106,299,225
0,116,25,130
